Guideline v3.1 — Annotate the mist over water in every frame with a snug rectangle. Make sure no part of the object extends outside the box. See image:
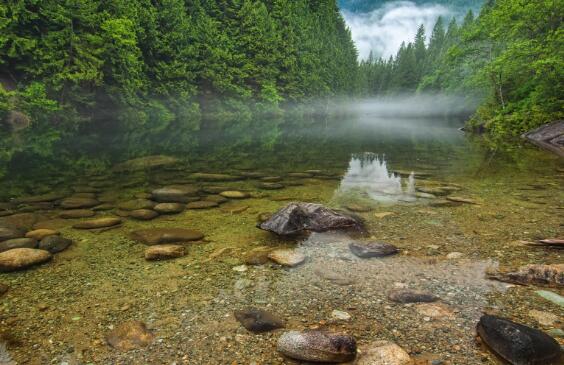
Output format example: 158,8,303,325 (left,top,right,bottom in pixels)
342,1,452,59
